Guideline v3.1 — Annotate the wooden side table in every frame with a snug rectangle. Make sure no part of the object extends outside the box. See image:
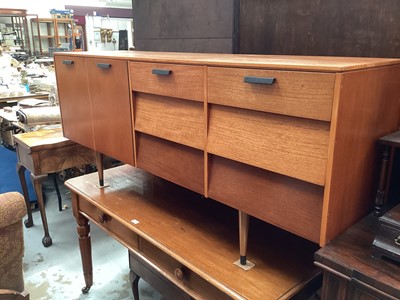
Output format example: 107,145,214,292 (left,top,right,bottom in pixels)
13,127,95,247
374,131,400,217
